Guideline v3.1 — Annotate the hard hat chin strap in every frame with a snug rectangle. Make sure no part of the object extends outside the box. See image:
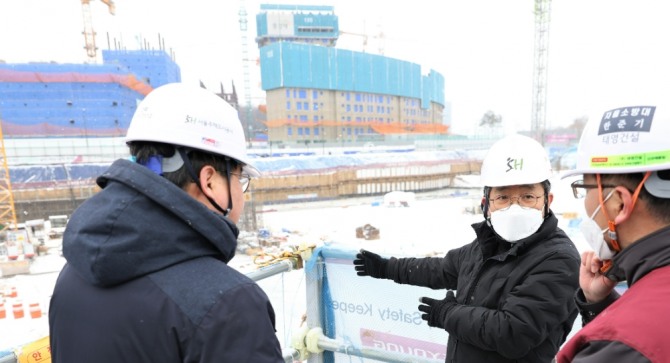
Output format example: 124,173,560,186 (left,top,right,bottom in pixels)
177,148,231,216
596,173,622,254
596,171,651,254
